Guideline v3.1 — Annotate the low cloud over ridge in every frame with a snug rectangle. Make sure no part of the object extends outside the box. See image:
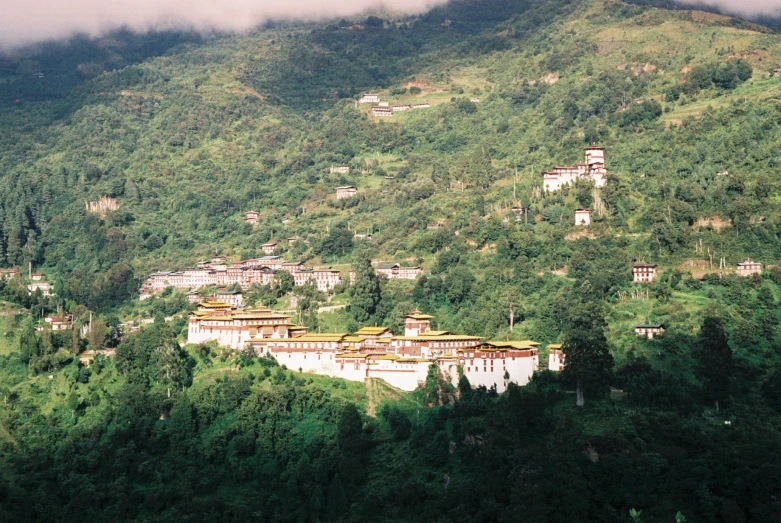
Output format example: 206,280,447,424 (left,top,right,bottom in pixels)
675,0,781,18
0,0,445,49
